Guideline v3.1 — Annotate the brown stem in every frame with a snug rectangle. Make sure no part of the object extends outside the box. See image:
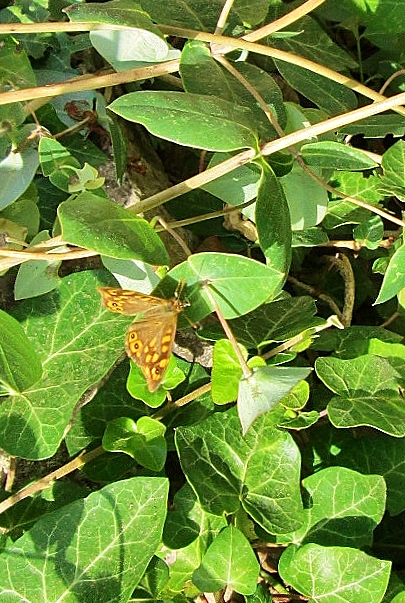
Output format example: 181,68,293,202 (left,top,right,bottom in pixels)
0,447,104,516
